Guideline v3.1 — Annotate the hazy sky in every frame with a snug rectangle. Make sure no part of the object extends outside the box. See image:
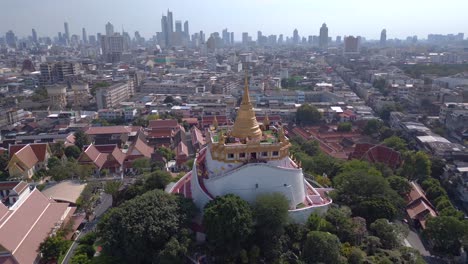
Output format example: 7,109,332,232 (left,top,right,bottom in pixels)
1,0,467,40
